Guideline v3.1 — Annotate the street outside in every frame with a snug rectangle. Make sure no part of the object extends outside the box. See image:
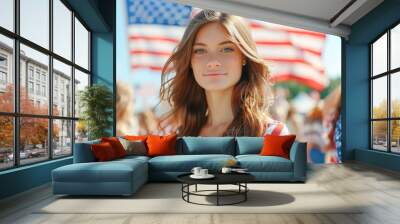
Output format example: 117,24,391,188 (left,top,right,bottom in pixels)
0,146,72,170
